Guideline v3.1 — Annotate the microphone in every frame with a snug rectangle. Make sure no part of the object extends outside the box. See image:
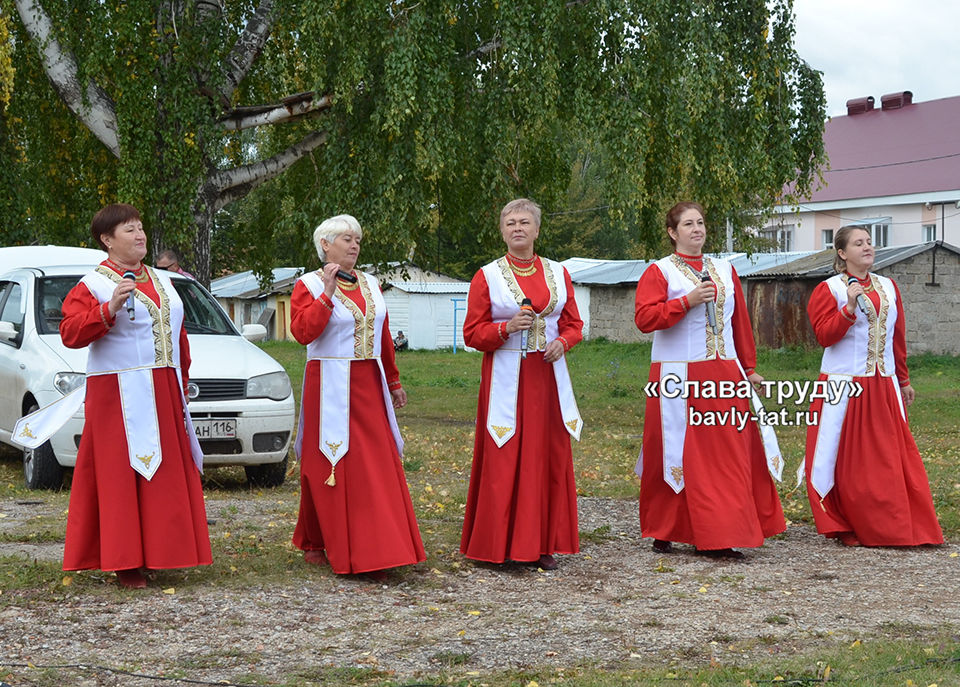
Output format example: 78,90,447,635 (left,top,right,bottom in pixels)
122,271,136,321
323,262,358,284
846,274,869,314
700,270,717,334
519,298,533,358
